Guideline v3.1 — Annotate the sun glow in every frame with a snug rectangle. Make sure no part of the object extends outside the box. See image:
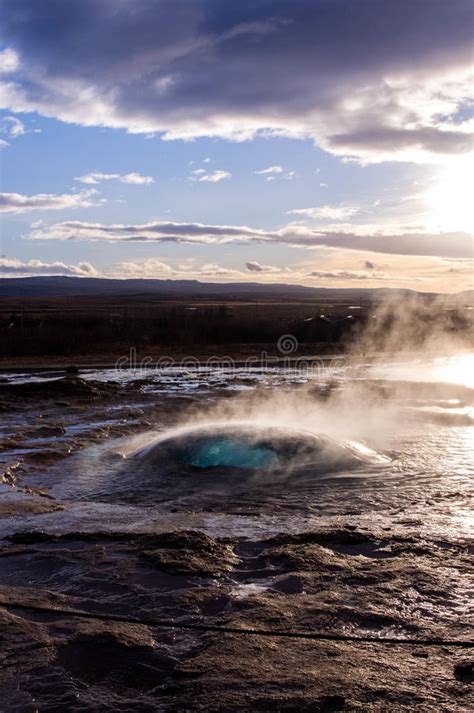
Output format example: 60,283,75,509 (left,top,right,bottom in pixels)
429,354,474,390
371,354,474,390
424,156,474,233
